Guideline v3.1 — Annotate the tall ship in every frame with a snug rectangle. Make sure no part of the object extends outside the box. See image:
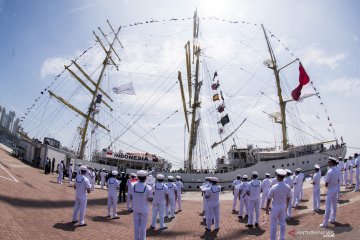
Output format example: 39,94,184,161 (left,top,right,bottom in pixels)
18,11,346,190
